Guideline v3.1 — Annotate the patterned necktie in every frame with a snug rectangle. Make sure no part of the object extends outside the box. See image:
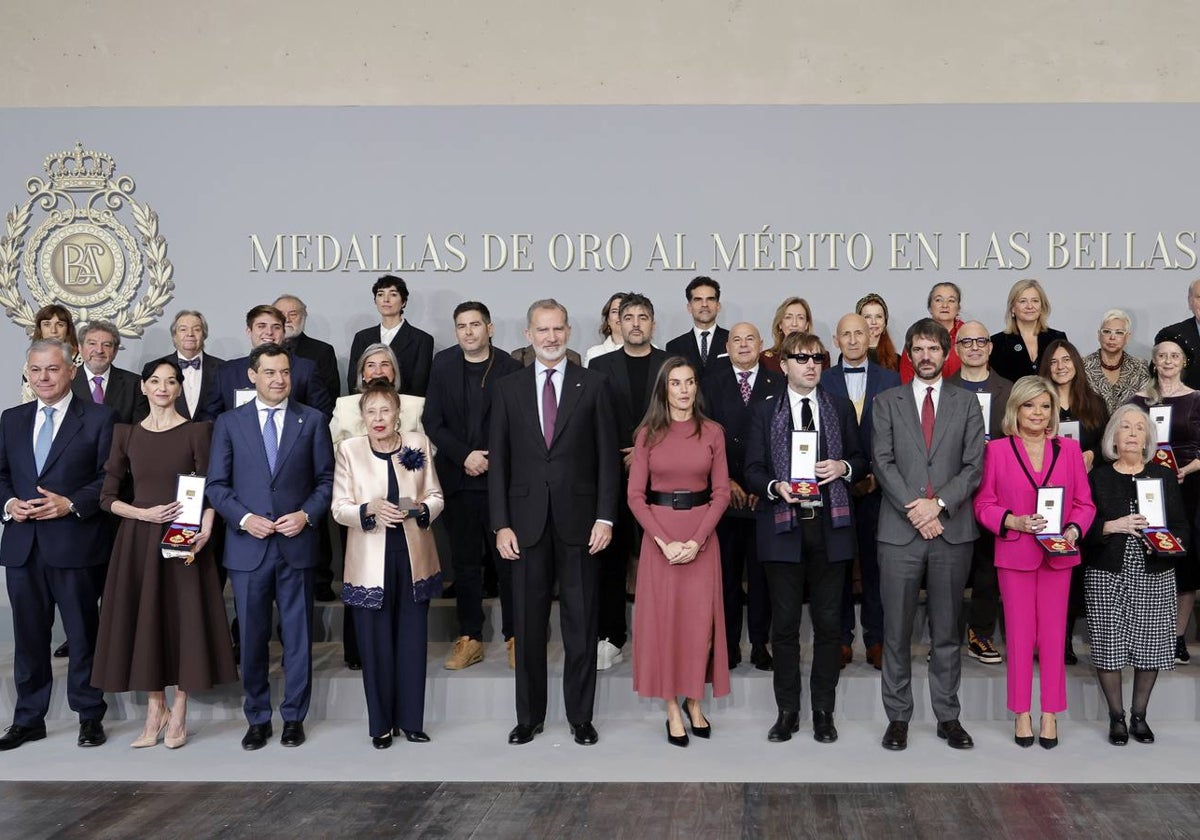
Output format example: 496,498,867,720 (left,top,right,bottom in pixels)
263,407,280,472
91,376,104,404
700,331,710,365
179,356,201,370
542,368,557,447
738,370,752,405
34,406,54,474
922,386,935,498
